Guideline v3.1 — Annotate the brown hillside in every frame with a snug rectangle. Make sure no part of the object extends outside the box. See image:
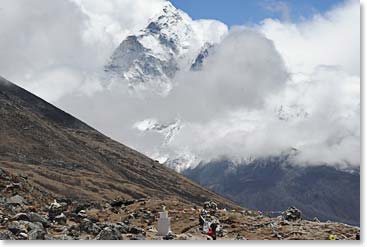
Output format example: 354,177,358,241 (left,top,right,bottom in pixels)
0,76,238,209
